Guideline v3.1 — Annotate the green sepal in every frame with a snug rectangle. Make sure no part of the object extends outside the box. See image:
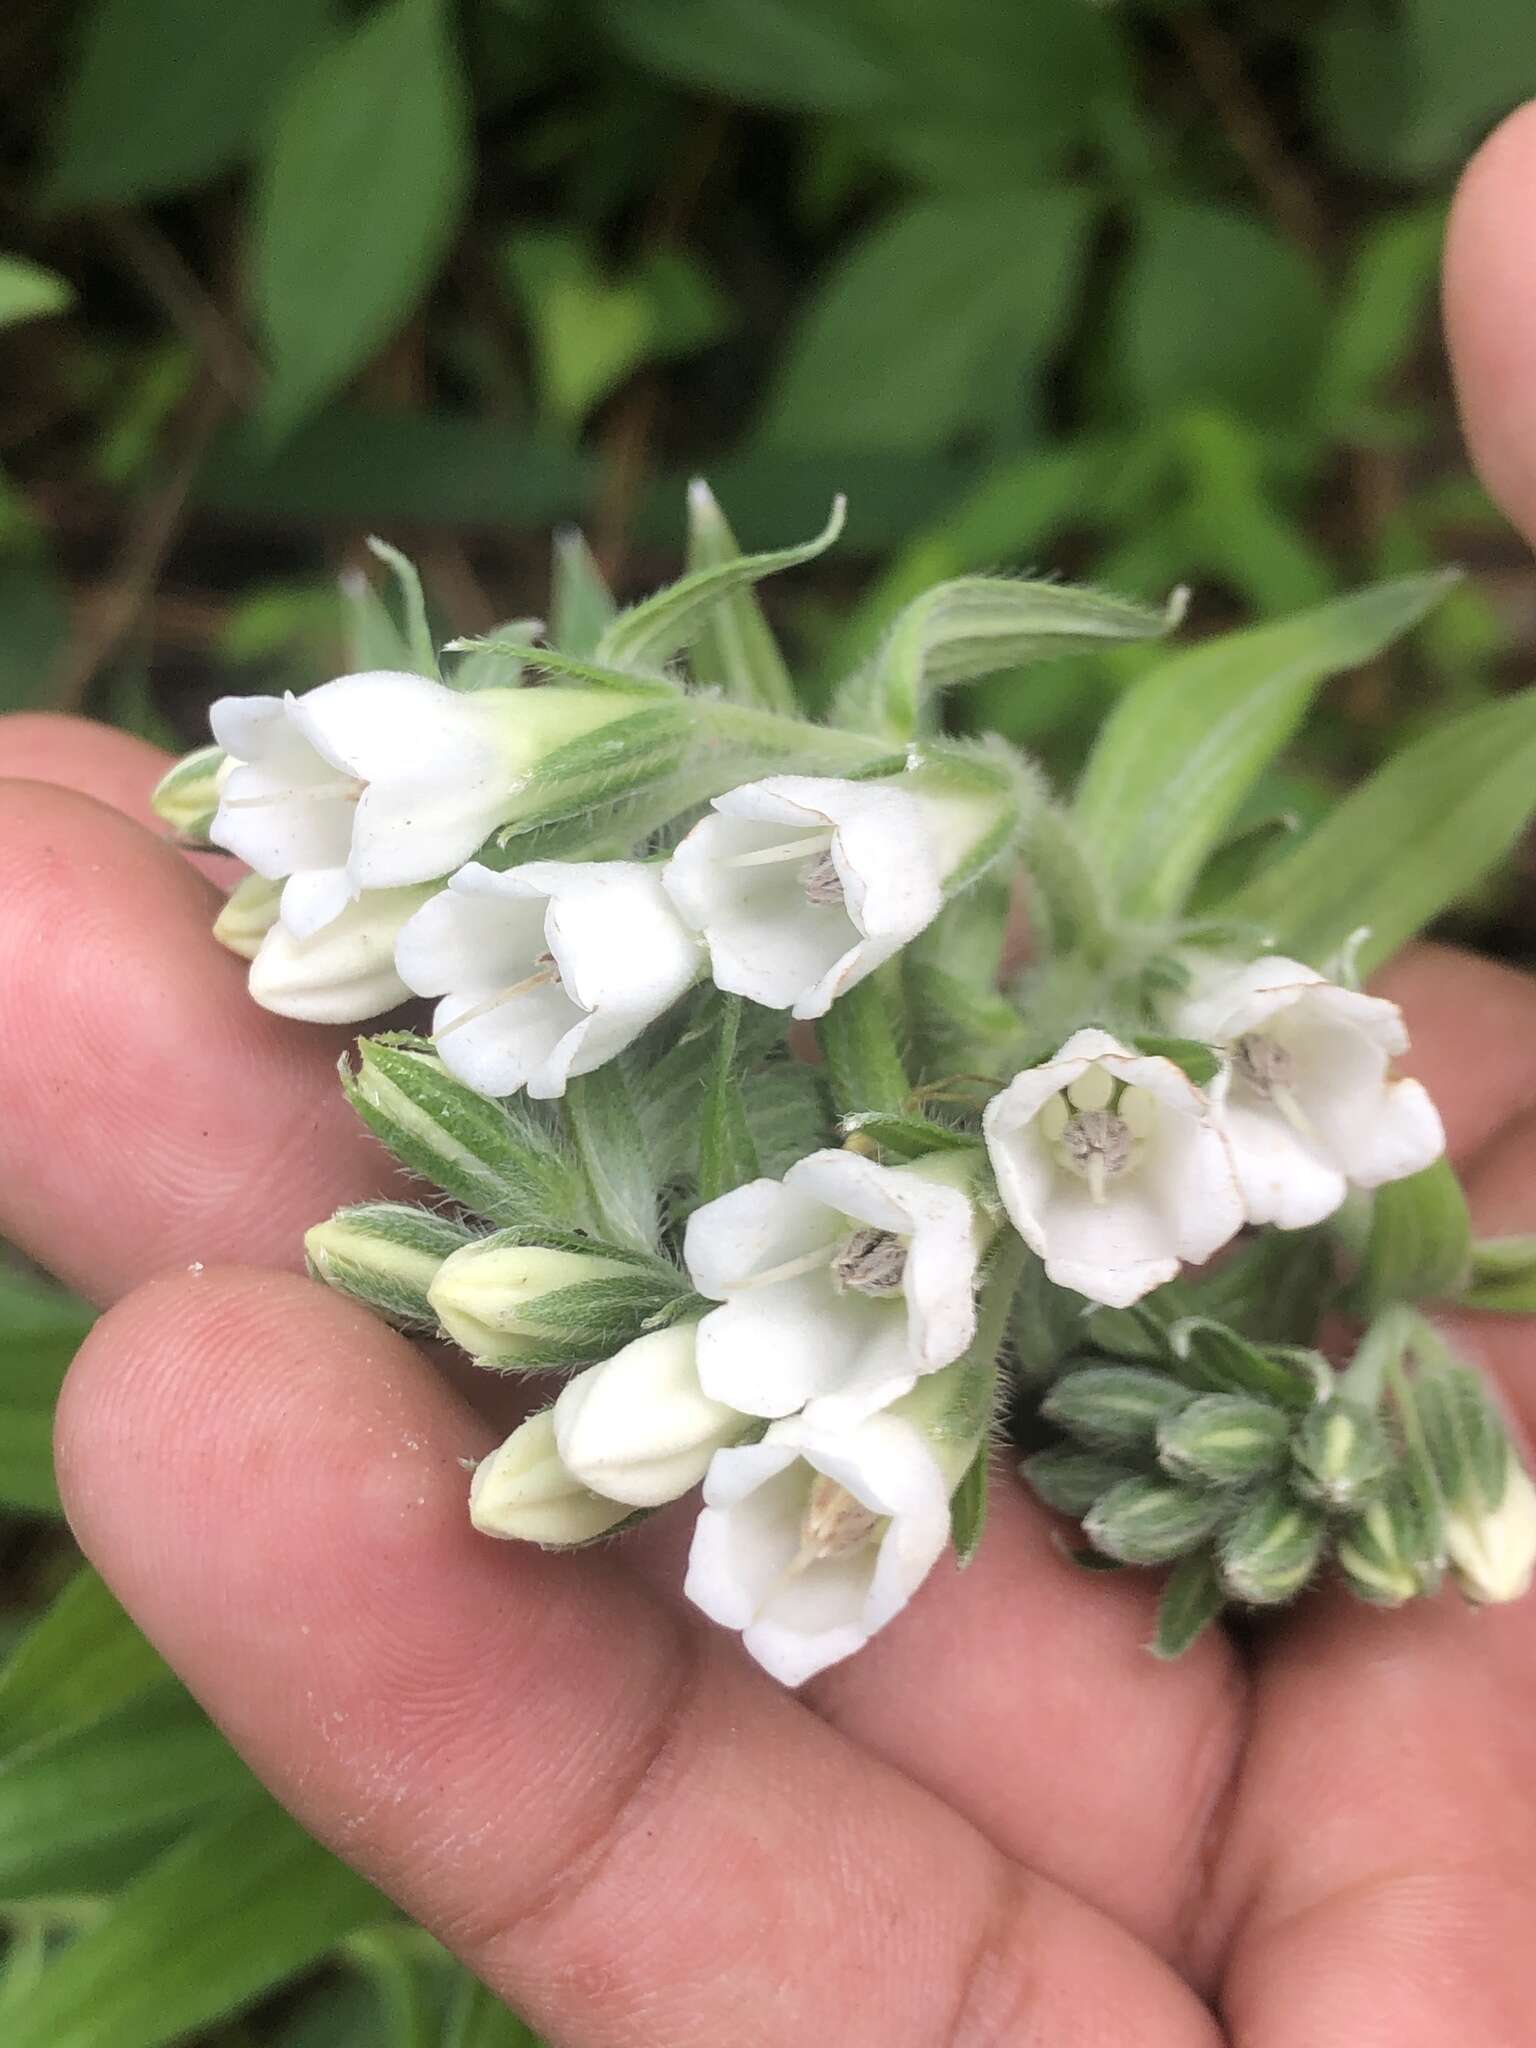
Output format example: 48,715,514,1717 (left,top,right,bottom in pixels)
1083,1475,1227,1566
1335,1469,1437,1606
1456,1236,1536,1314
1348,1157,1472,1316
1019,1447,1141,1518
1042,1366,1195,1452
363,535,439,679
149,744,226,845
1411,1358,1510,1520
948,1446,989,1568
684,478,798,713
304,1202,481,1329
838,1112,977,1163
1151,1551,1227,1660
550,524,618,657
442,638,679,696
487,701,693,839
441,616,545,692
1168,1318,1326,1411
468,1271,703,1370
1156,1394,1293,1487
1218,1485,1327,1606
1290,1397,1392,1509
